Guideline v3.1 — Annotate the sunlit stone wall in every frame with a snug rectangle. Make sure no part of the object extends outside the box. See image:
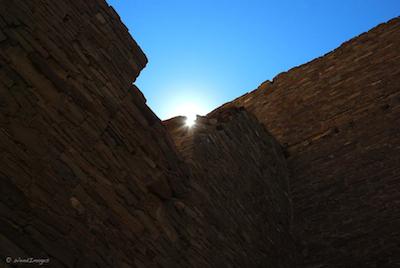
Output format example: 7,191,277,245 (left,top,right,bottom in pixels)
227,17,400,267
